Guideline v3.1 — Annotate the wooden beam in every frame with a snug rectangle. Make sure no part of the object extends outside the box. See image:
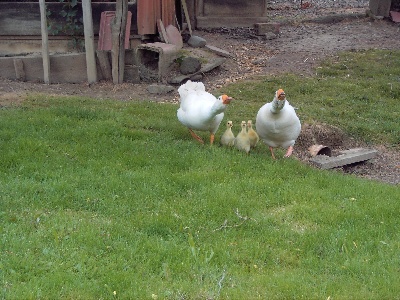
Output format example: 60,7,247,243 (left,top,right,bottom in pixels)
157,19,169,43
181,0,192,35
39,0,50,84
82,0,98,84
96,50,112,80
111,0,128,84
